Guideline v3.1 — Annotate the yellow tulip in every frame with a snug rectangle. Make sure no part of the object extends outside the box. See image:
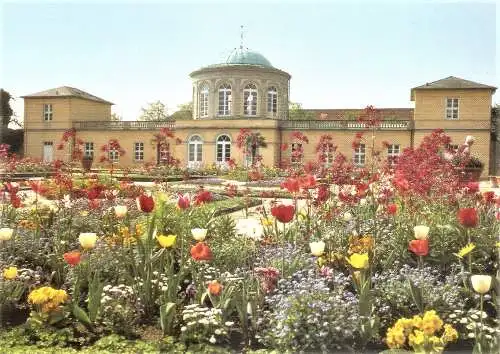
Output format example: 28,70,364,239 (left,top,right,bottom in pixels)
79,232,97,250
347,253,369,269
470,275,492,294
2,266,17,280
261,218,274,227
0,227,14,241
157,234,176,248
